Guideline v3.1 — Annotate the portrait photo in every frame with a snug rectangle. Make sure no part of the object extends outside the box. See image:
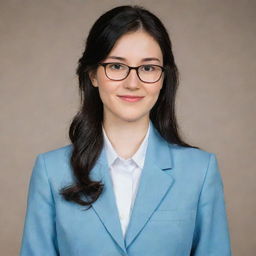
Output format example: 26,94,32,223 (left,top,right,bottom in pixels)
1,1,255,255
